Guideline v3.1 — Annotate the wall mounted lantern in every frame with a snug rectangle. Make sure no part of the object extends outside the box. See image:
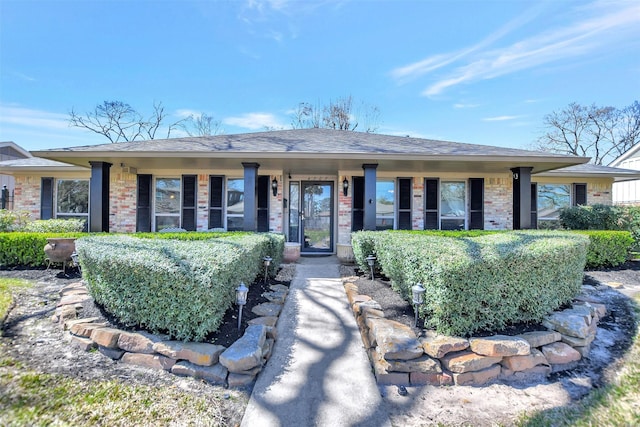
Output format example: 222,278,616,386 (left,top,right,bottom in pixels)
271,177,278,197
342,177,349,197
235,282,248,329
